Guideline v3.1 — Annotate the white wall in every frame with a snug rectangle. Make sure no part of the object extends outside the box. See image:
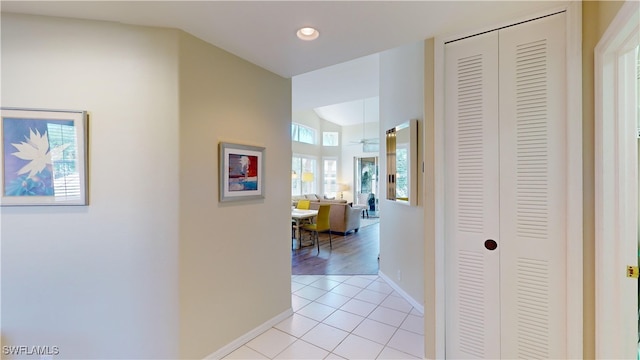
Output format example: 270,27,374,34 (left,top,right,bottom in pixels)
292,54,380,111
290,109,380,202
340,122,380,203
379,41,425,305
292,110,327,161
292,110,342,197
1,14,180,358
